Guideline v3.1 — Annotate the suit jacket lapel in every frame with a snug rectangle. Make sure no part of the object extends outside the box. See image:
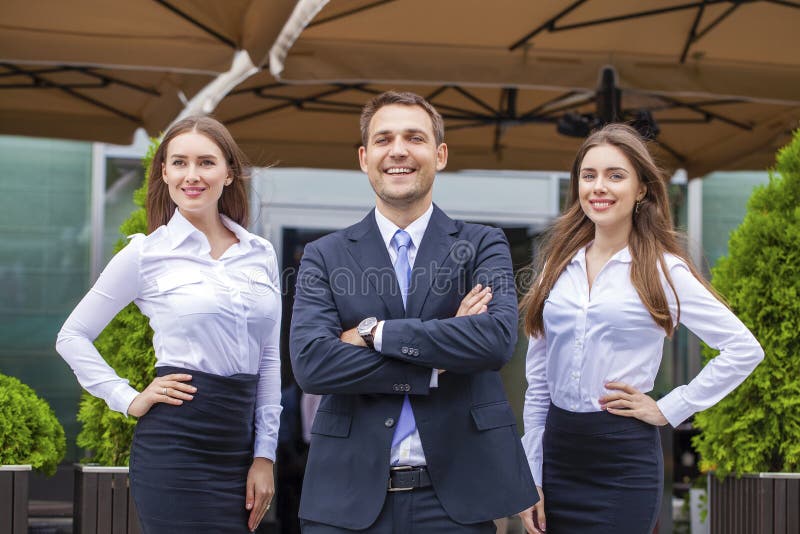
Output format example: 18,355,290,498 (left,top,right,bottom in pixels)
406,204,459,318
345,210,406,319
